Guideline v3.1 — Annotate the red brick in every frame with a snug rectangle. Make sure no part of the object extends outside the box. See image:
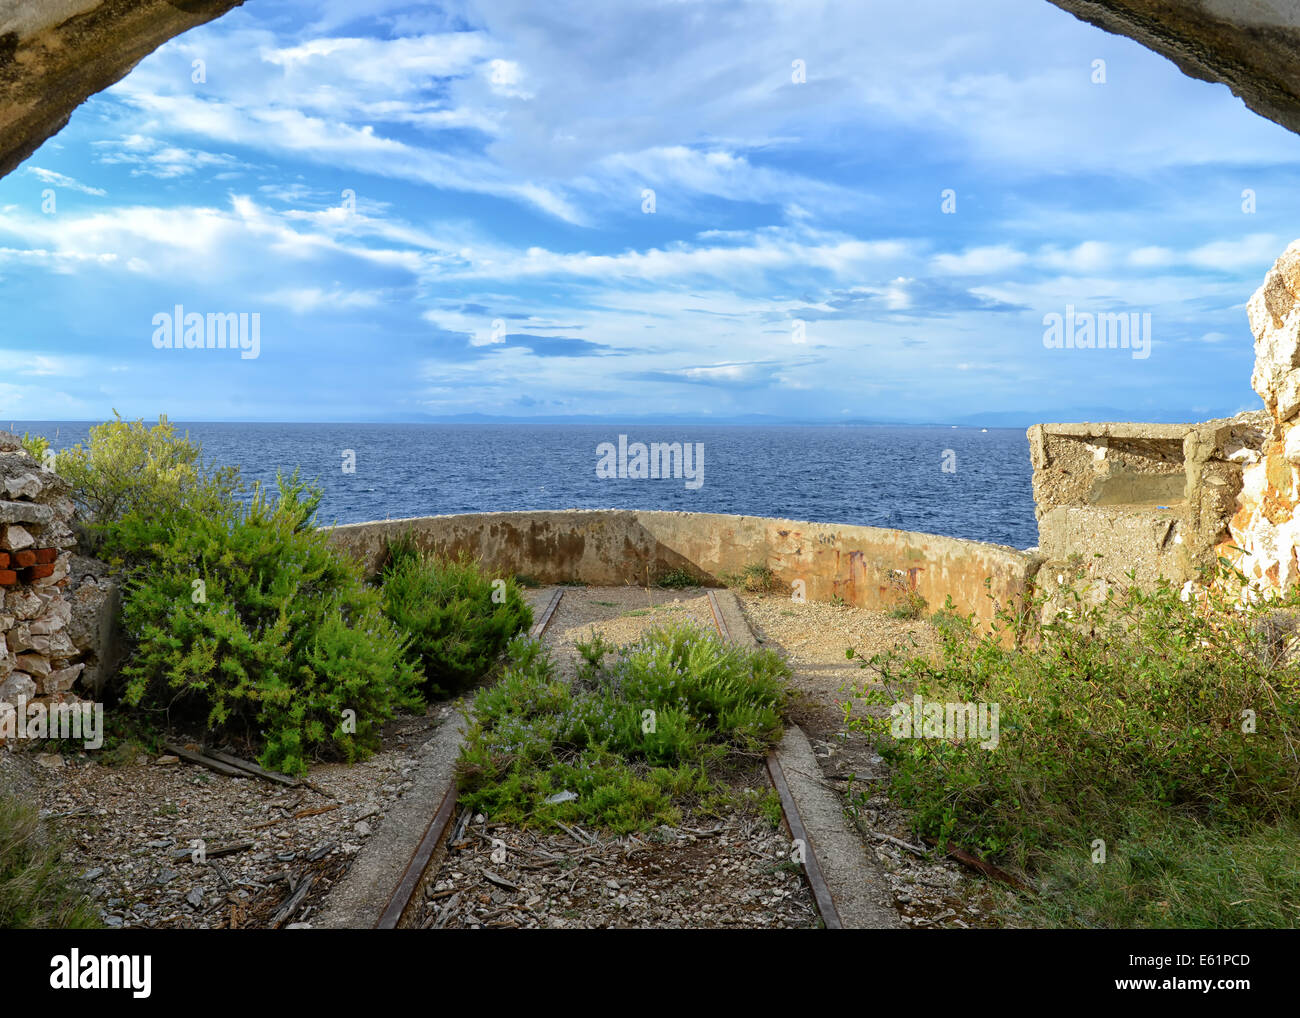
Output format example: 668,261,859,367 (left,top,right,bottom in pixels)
0,552,8,568
33,548,57,564
20,563,54,581
13,550,36,568
0,569,17,586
